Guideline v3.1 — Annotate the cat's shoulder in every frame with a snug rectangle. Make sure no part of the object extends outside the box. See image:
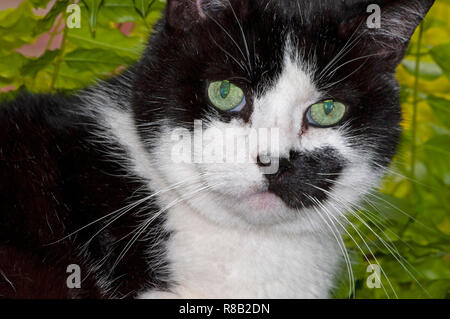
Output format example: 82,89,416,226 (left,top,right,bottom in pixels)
0,91,94,203
0,91,84,133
